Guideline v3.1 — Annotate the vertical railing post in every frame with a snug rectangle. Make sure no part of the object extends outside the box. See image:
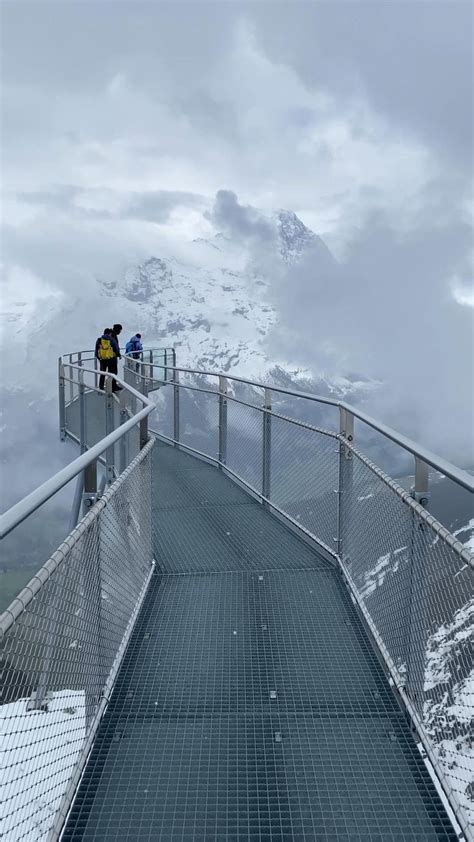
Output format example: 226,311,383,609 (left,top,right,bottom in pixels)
413,458,429,507
164,349,168,383
79,369,87,454
406,457,430,710
262,388,272,506
123,356,130,388
94,354,99,389
83,458,98,515
337,407,354,560
59,359,66,440
139,370,149,449
119,408,128,472
218,376,228,467
105,379,115,483
68,355,74,404
149,349,154,384
69,472,85,531
173,369,180,447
